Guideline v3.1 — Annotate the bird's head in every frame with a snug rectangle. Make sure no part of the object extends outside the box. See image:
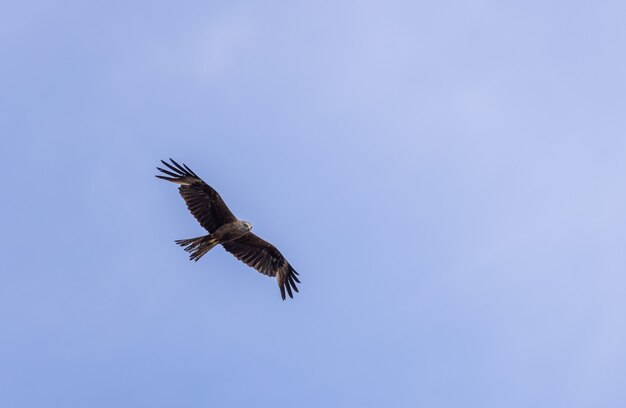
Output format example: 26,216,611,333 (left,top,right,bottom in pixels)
242,221,253,231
